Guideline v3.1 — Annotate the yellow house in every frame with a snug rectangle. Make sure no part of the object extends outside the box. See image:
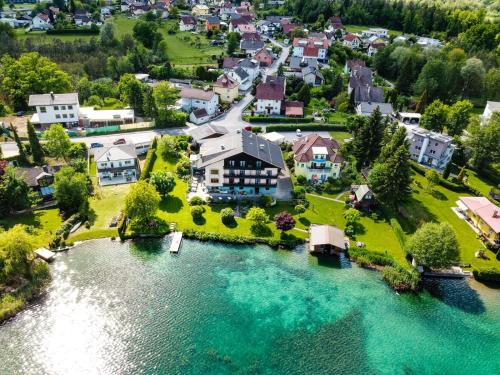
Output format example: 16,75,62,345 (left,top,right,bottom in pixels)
458,196,500,244
213,74,239,103
192,4,209,16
